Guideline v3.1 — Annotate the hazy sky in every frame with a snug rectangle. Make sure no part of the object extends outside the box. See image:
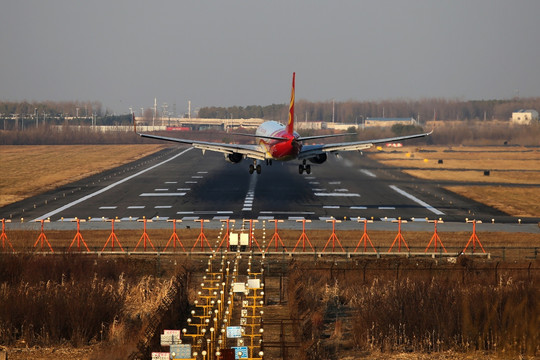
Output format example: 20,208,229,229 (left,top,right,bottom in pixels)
2,1,540,114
